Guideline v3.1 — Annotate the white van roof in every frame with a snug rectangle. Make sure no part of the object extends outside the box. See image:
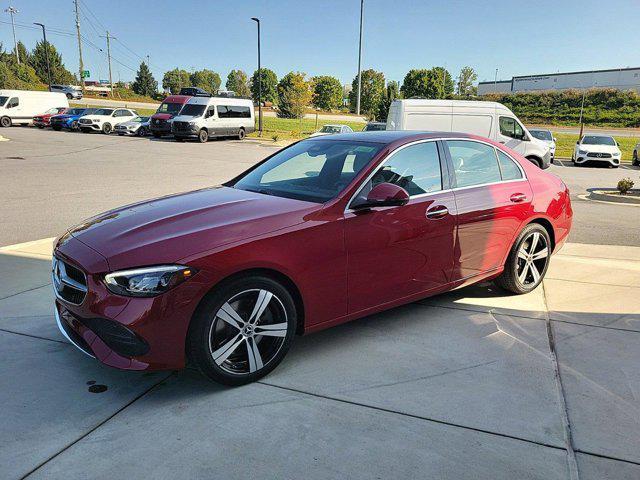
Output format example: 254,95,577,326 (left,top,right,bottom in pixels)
393,99,506,109
185,96,254,106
